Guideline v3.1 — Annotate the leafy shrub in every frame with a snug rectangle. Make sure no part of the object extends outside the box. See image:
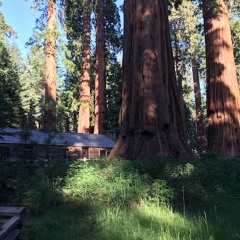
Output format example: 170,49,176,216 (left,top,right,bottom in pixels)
192,157,240,202
0,161,68,214
133,155,240,206
62,159,173,207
